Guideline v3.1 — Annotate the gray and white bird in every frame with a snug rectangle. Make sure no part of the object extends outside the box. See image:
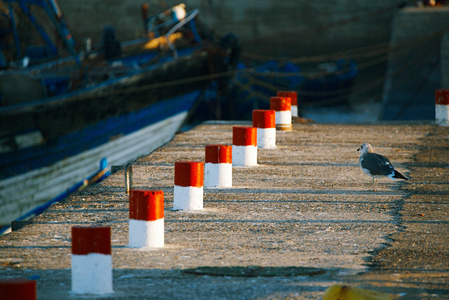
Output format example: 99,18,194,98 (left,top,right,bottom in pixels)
357,143,408,191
